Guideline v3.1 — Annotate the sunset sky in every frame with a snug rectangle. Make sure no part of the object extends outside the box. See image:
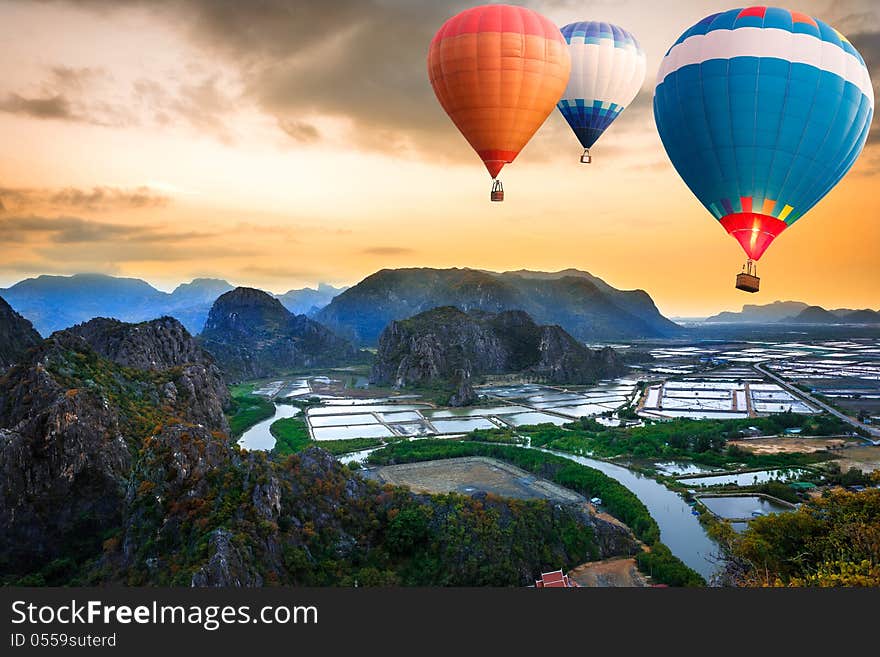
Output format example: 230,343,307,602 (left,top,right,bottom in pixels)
0,0,877,317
